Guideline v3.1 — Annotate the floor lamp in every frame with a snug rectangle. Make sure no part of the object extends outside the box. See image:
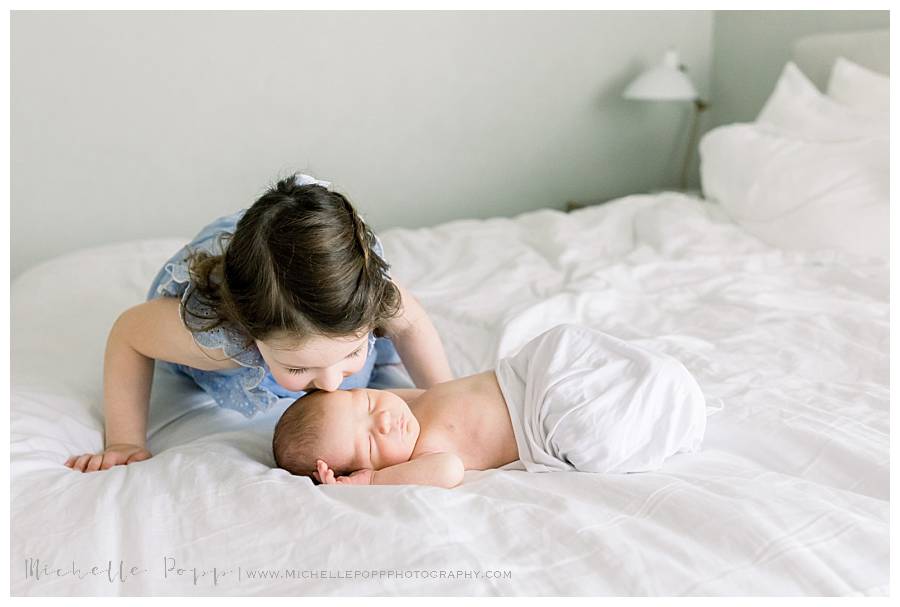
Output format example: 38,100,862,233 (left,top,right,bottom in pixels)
623,49,709,191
